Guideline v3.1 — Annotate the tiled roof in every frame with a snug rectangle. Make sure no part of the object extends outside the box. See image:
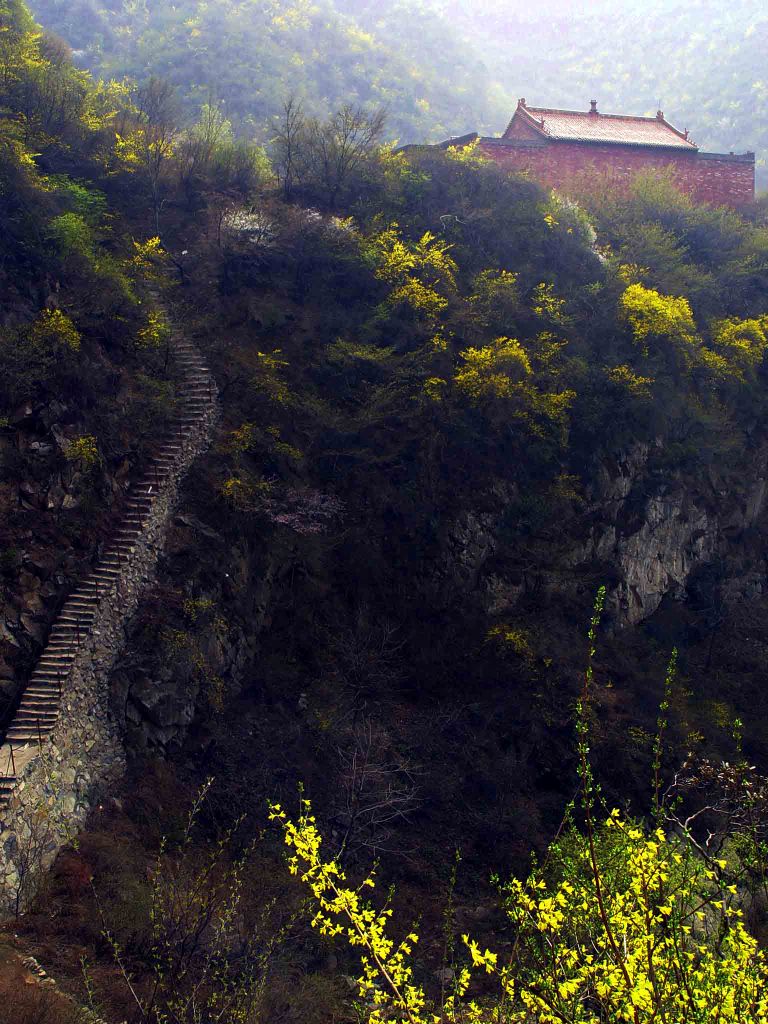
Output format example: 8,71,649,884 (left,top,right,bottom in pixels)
510,102,698,150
